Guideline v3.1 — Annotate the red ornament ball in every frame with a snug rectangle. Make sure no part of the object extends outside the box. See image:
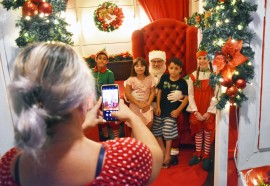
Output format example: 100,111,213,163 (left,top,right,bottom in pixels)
226,86,238,98
235,78,247,89
38,2,52,16
221,77,233,87
31,0,45,2
22,1,38,17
